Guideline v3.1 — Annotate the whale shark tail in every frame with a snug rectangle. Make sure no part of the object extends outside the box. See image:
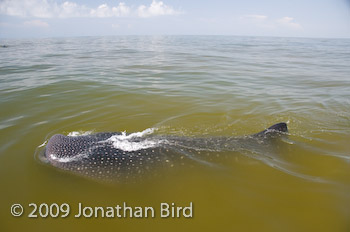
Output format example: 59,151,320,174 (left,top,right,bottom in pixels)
253,122,288,138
